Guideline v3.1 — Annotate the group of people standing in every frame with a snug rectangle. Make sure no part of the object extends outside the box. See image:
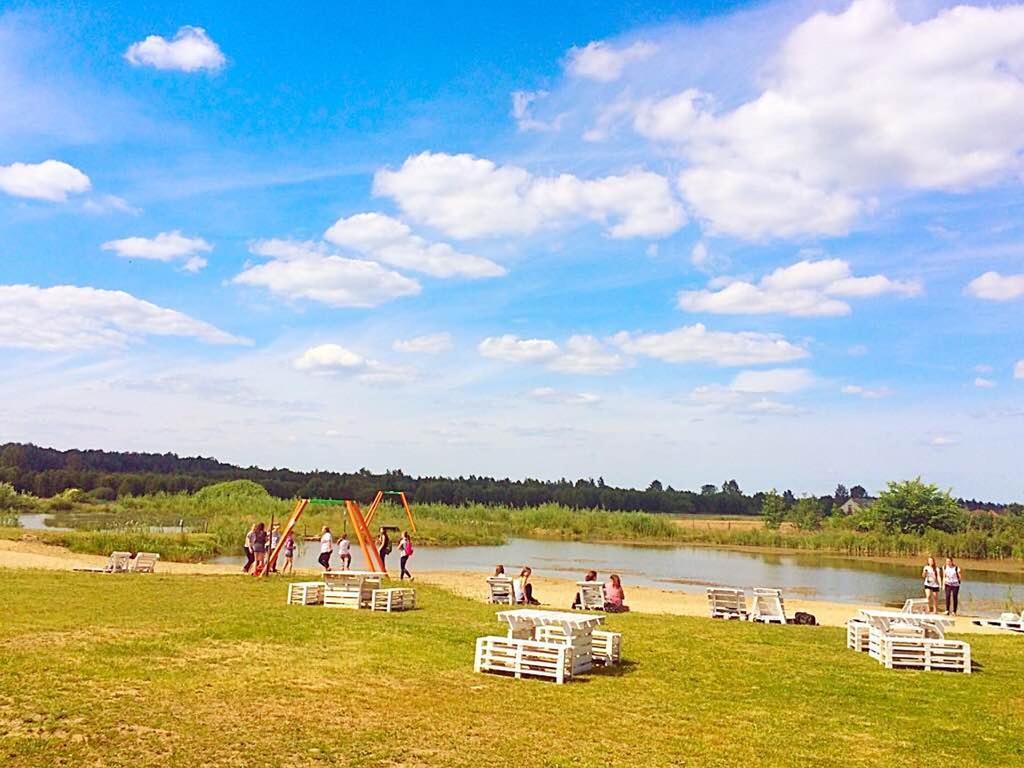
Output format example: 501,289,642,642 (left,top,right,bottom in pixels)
242,523,415,578
922,555,963,615
316,525,415,579
242,522,295,575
